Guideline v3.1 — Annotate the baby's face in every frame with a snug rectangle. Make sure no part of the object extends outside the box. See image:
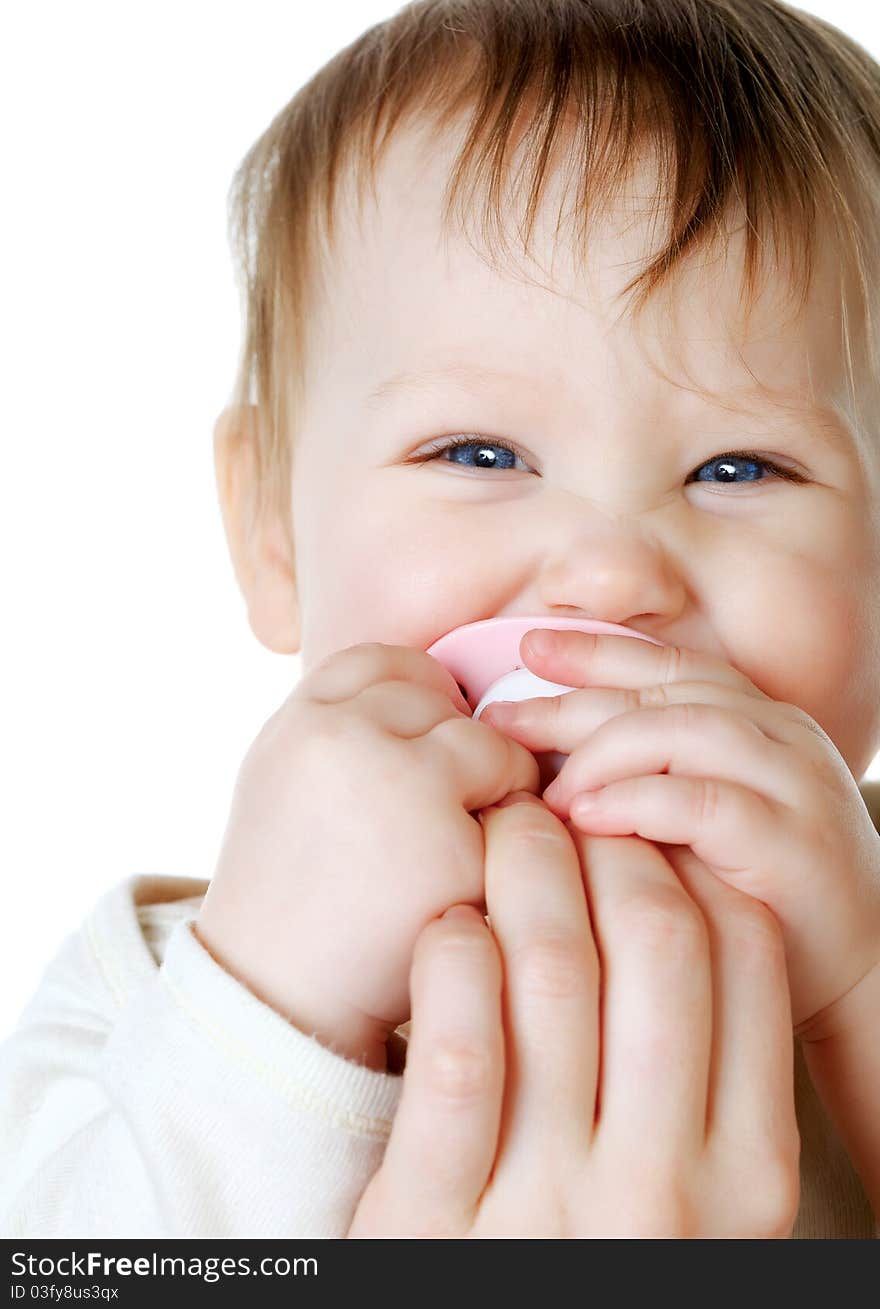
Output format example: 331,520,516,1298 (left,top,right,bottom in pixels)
281,118,880,778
